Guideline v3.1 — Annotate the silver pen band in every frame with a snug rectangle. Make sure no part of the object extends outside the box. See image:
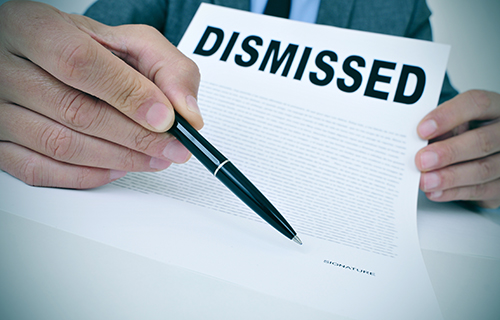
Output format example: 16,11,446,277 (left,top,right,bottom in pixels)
213,159,230,177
